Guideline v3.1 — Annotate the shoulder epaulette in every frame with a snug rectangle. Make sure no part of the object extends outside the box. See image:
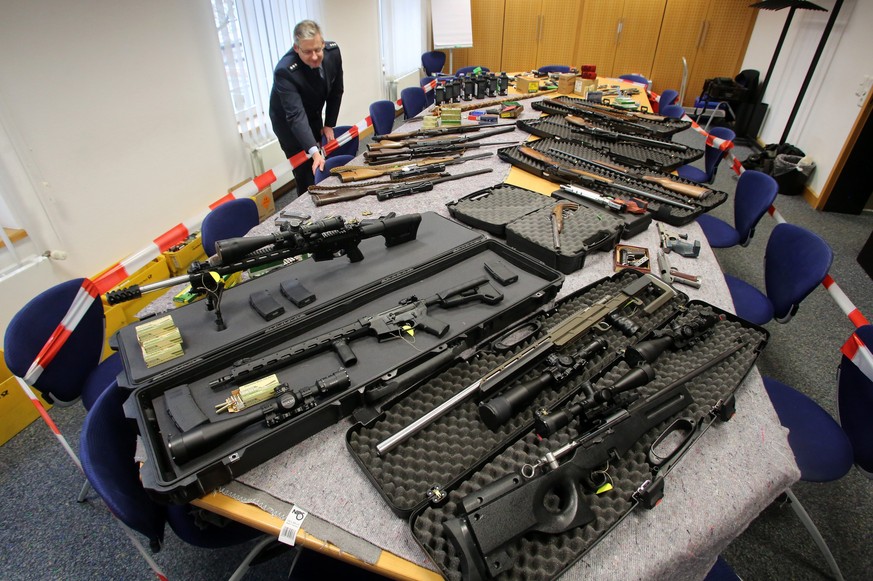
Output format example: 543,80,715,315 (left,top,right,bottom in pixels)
288,62,299,72
325,41,338,51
